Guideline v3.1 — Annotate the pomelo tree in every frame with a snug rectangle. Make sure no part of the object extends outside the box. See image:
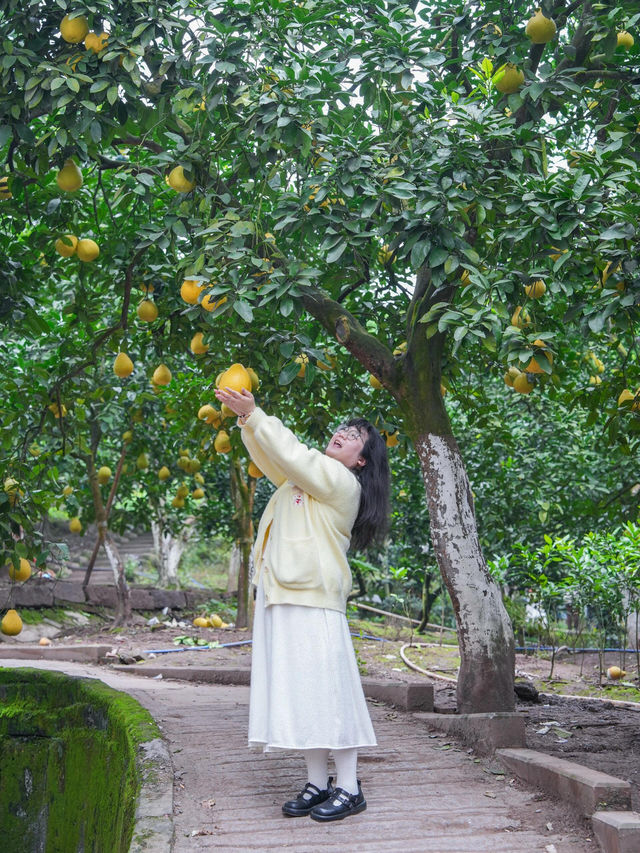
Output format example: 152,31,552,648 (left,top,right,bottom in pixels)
2,0,639,710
